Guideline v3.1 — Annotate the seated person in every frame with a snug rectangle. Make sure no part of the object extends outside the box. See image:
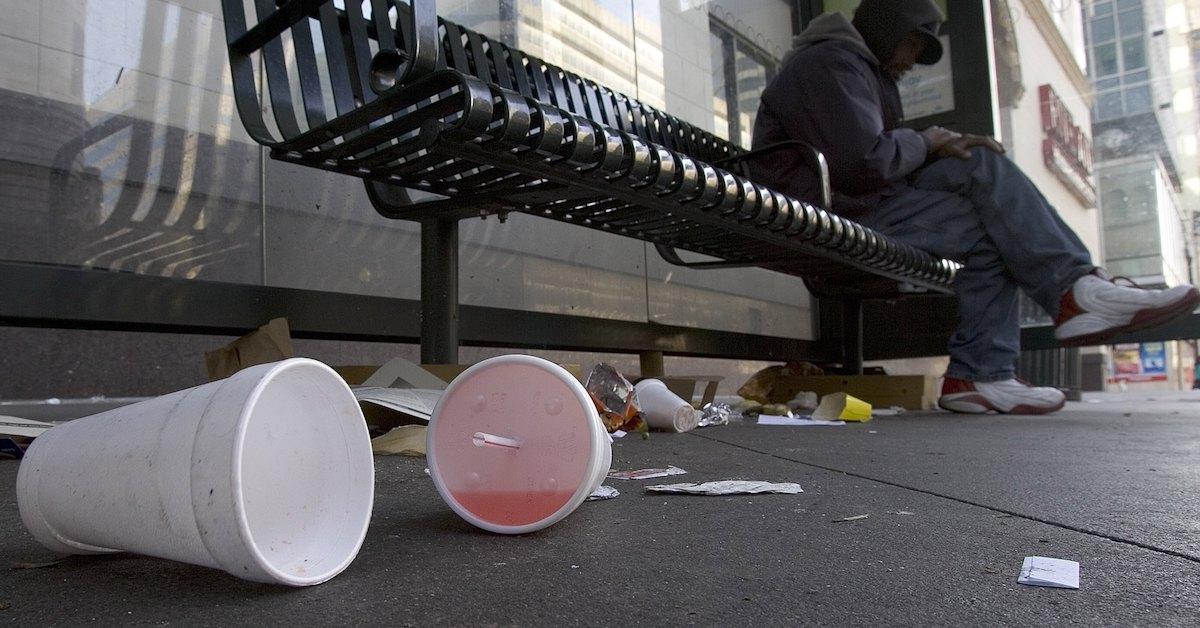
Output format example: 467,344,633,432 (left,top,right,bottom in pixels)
751,0,1198,414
